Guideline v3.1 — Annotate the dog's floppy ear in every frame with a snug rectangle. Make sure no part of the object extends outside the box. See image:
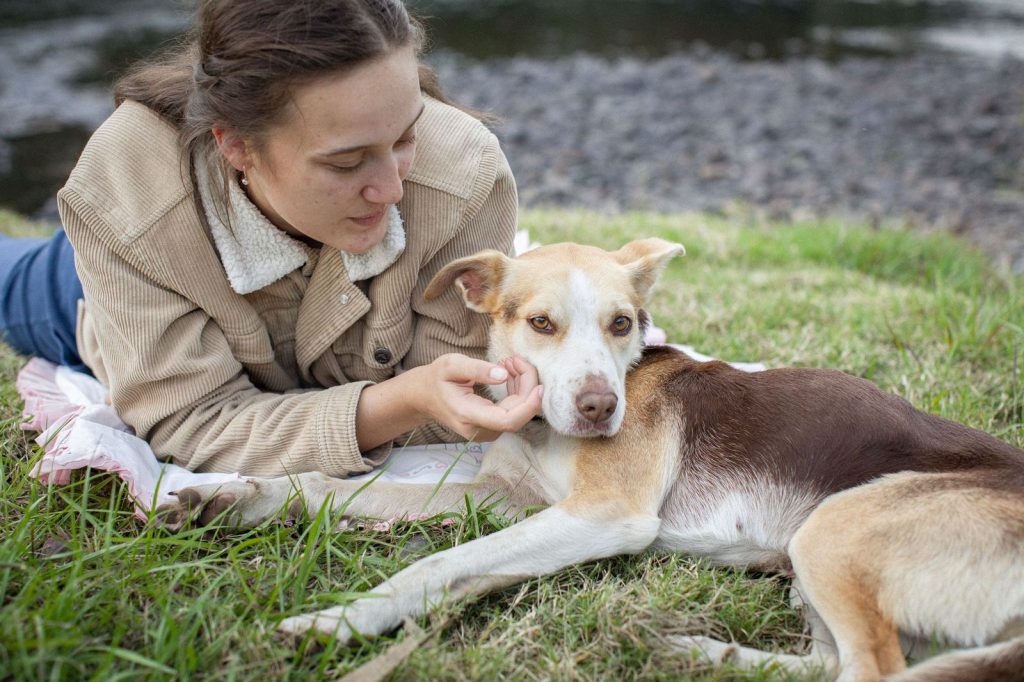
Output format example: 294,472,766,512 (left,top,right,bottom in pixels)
612,238,685,302
424,250,510,313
